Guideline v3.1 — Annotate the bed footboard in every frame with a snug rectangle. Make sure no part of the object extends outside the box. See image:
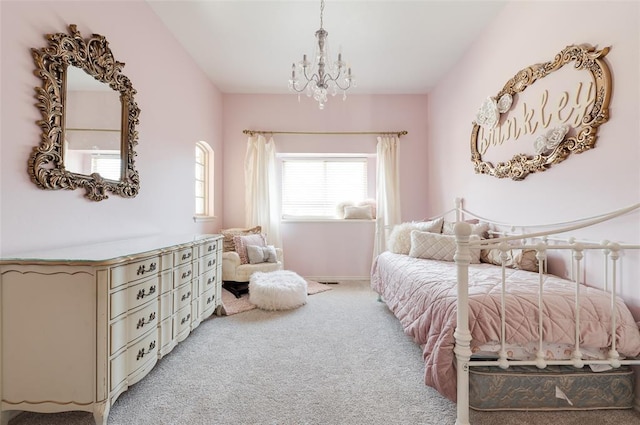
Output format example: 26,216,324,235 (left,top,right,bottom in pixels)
453,203,640,425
